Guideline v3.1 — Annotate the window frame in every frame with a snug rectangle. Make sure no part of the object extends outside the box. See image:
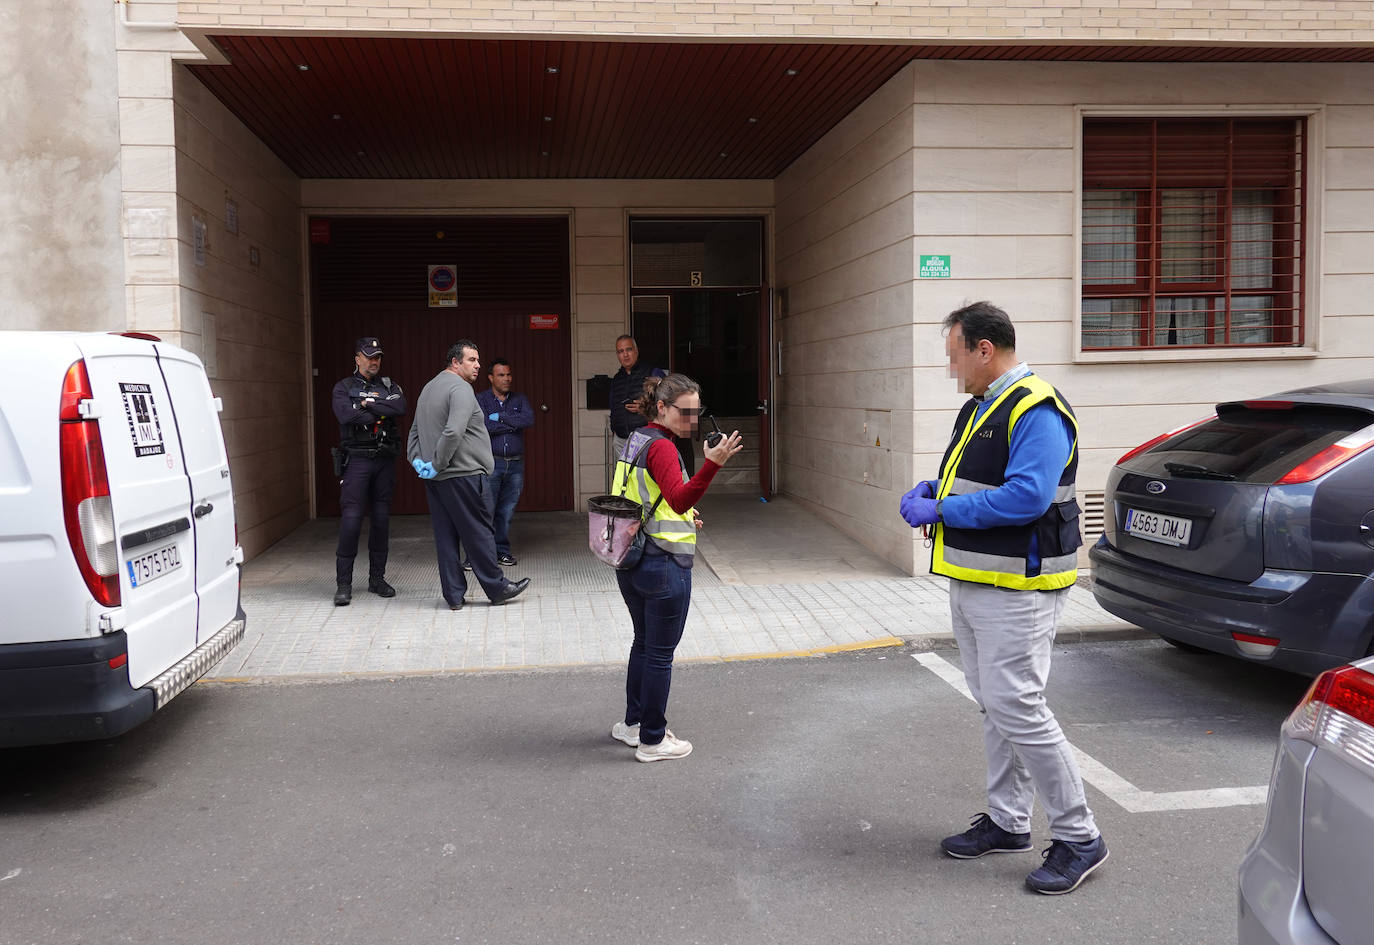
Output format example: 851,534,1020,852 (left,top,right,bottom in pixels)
1073,106,1322,364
